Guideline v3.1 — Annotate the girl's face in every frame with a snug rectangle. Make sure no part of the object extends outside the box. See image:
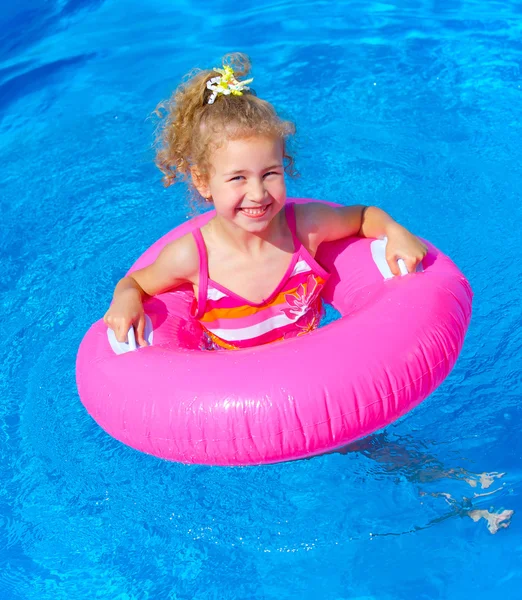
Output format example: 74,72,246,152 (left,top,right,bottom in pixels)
196,135,287,233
